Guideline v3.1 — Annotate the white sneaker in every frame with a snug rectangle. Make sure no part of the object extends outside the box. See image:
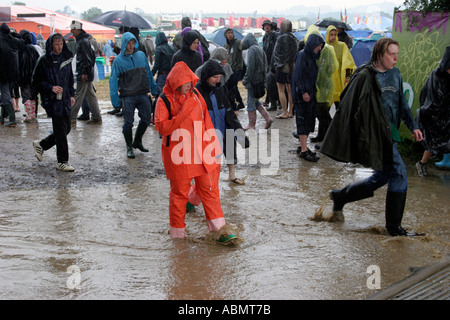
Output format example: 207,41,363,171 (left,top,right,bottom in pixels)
33,141,43,162
56,163,75,172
